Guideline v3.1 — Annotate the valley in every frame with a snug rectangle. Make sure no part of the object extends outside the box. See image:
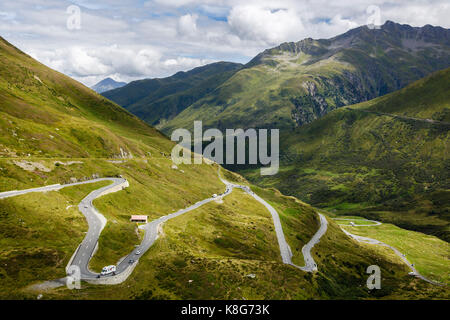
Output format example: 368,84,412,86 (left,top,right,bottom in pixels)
100,22,449,245
241,68,450,242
